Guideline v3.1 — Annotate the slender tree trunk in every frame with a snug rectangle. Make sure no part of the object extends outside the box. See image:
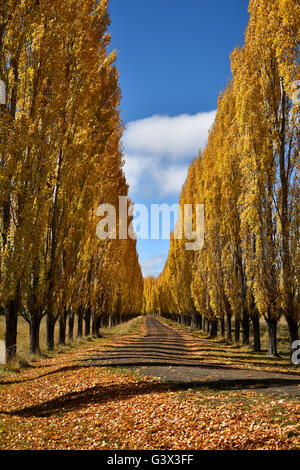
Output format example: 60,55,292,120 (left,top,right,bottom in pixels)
252,311,261,352
286,316,299,345
242,309,250,346
46,314,56,351
102,314,108,328
193,314,201,329
285,315,299,362
77,309,83,338
68,312,74,342
266,315,279,357
5,299,18,363
58,310,67,346
220,317,225,338
226,312,232,342
84,309,91,336
29,315,41,355
92,313,98,336
95,316,102,338
234,317,240,343
209,319,218,339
